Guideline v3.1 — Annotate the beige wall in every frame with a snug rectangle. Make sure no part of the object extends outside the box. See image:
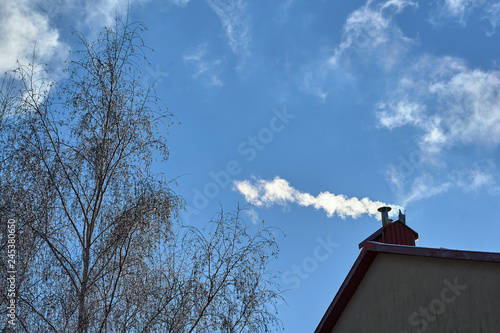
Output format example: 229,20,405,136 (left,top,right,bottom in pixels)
332,253,500,333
